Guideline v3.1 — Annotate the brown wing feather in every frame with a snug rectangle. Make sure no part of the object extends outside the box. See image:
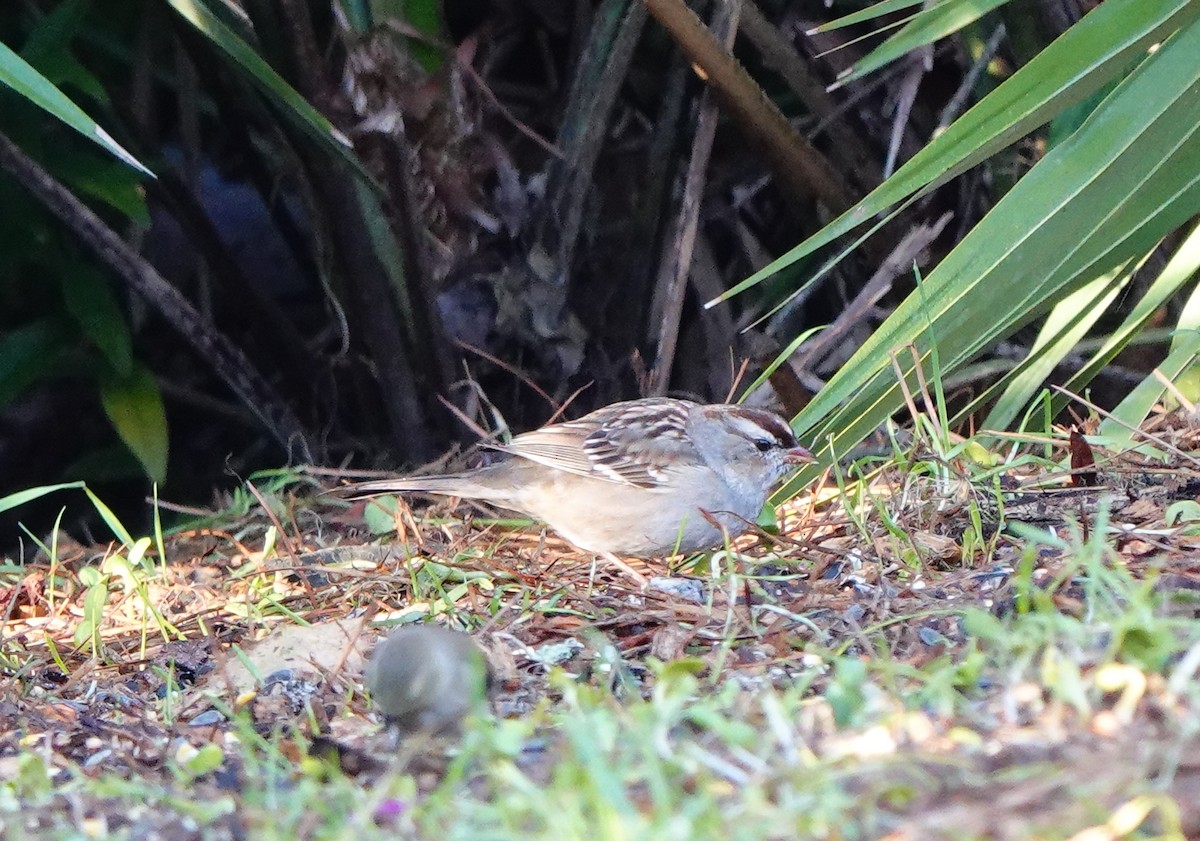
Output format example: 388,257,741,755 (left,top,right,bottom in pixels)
492,431,595,477
496,398,697,488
